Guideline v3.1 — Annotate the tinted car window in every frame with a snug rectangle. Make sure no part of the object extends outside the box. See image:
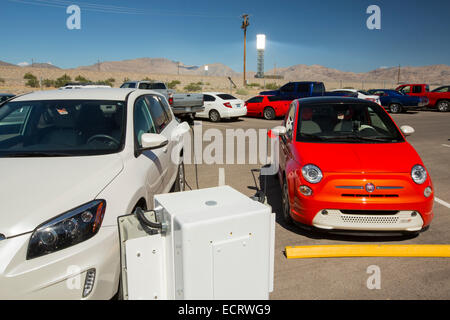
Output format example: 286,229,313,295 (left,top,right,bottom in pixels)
247,96,263,103
158,96,173,122
134,97,156,148
280,83,295,92
217,94,237,100
412,86,422,93
121,82,136,89
204,95,216,102
145,95,169,133
312,83,325,95
297,84,310,93
139,82,166,90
